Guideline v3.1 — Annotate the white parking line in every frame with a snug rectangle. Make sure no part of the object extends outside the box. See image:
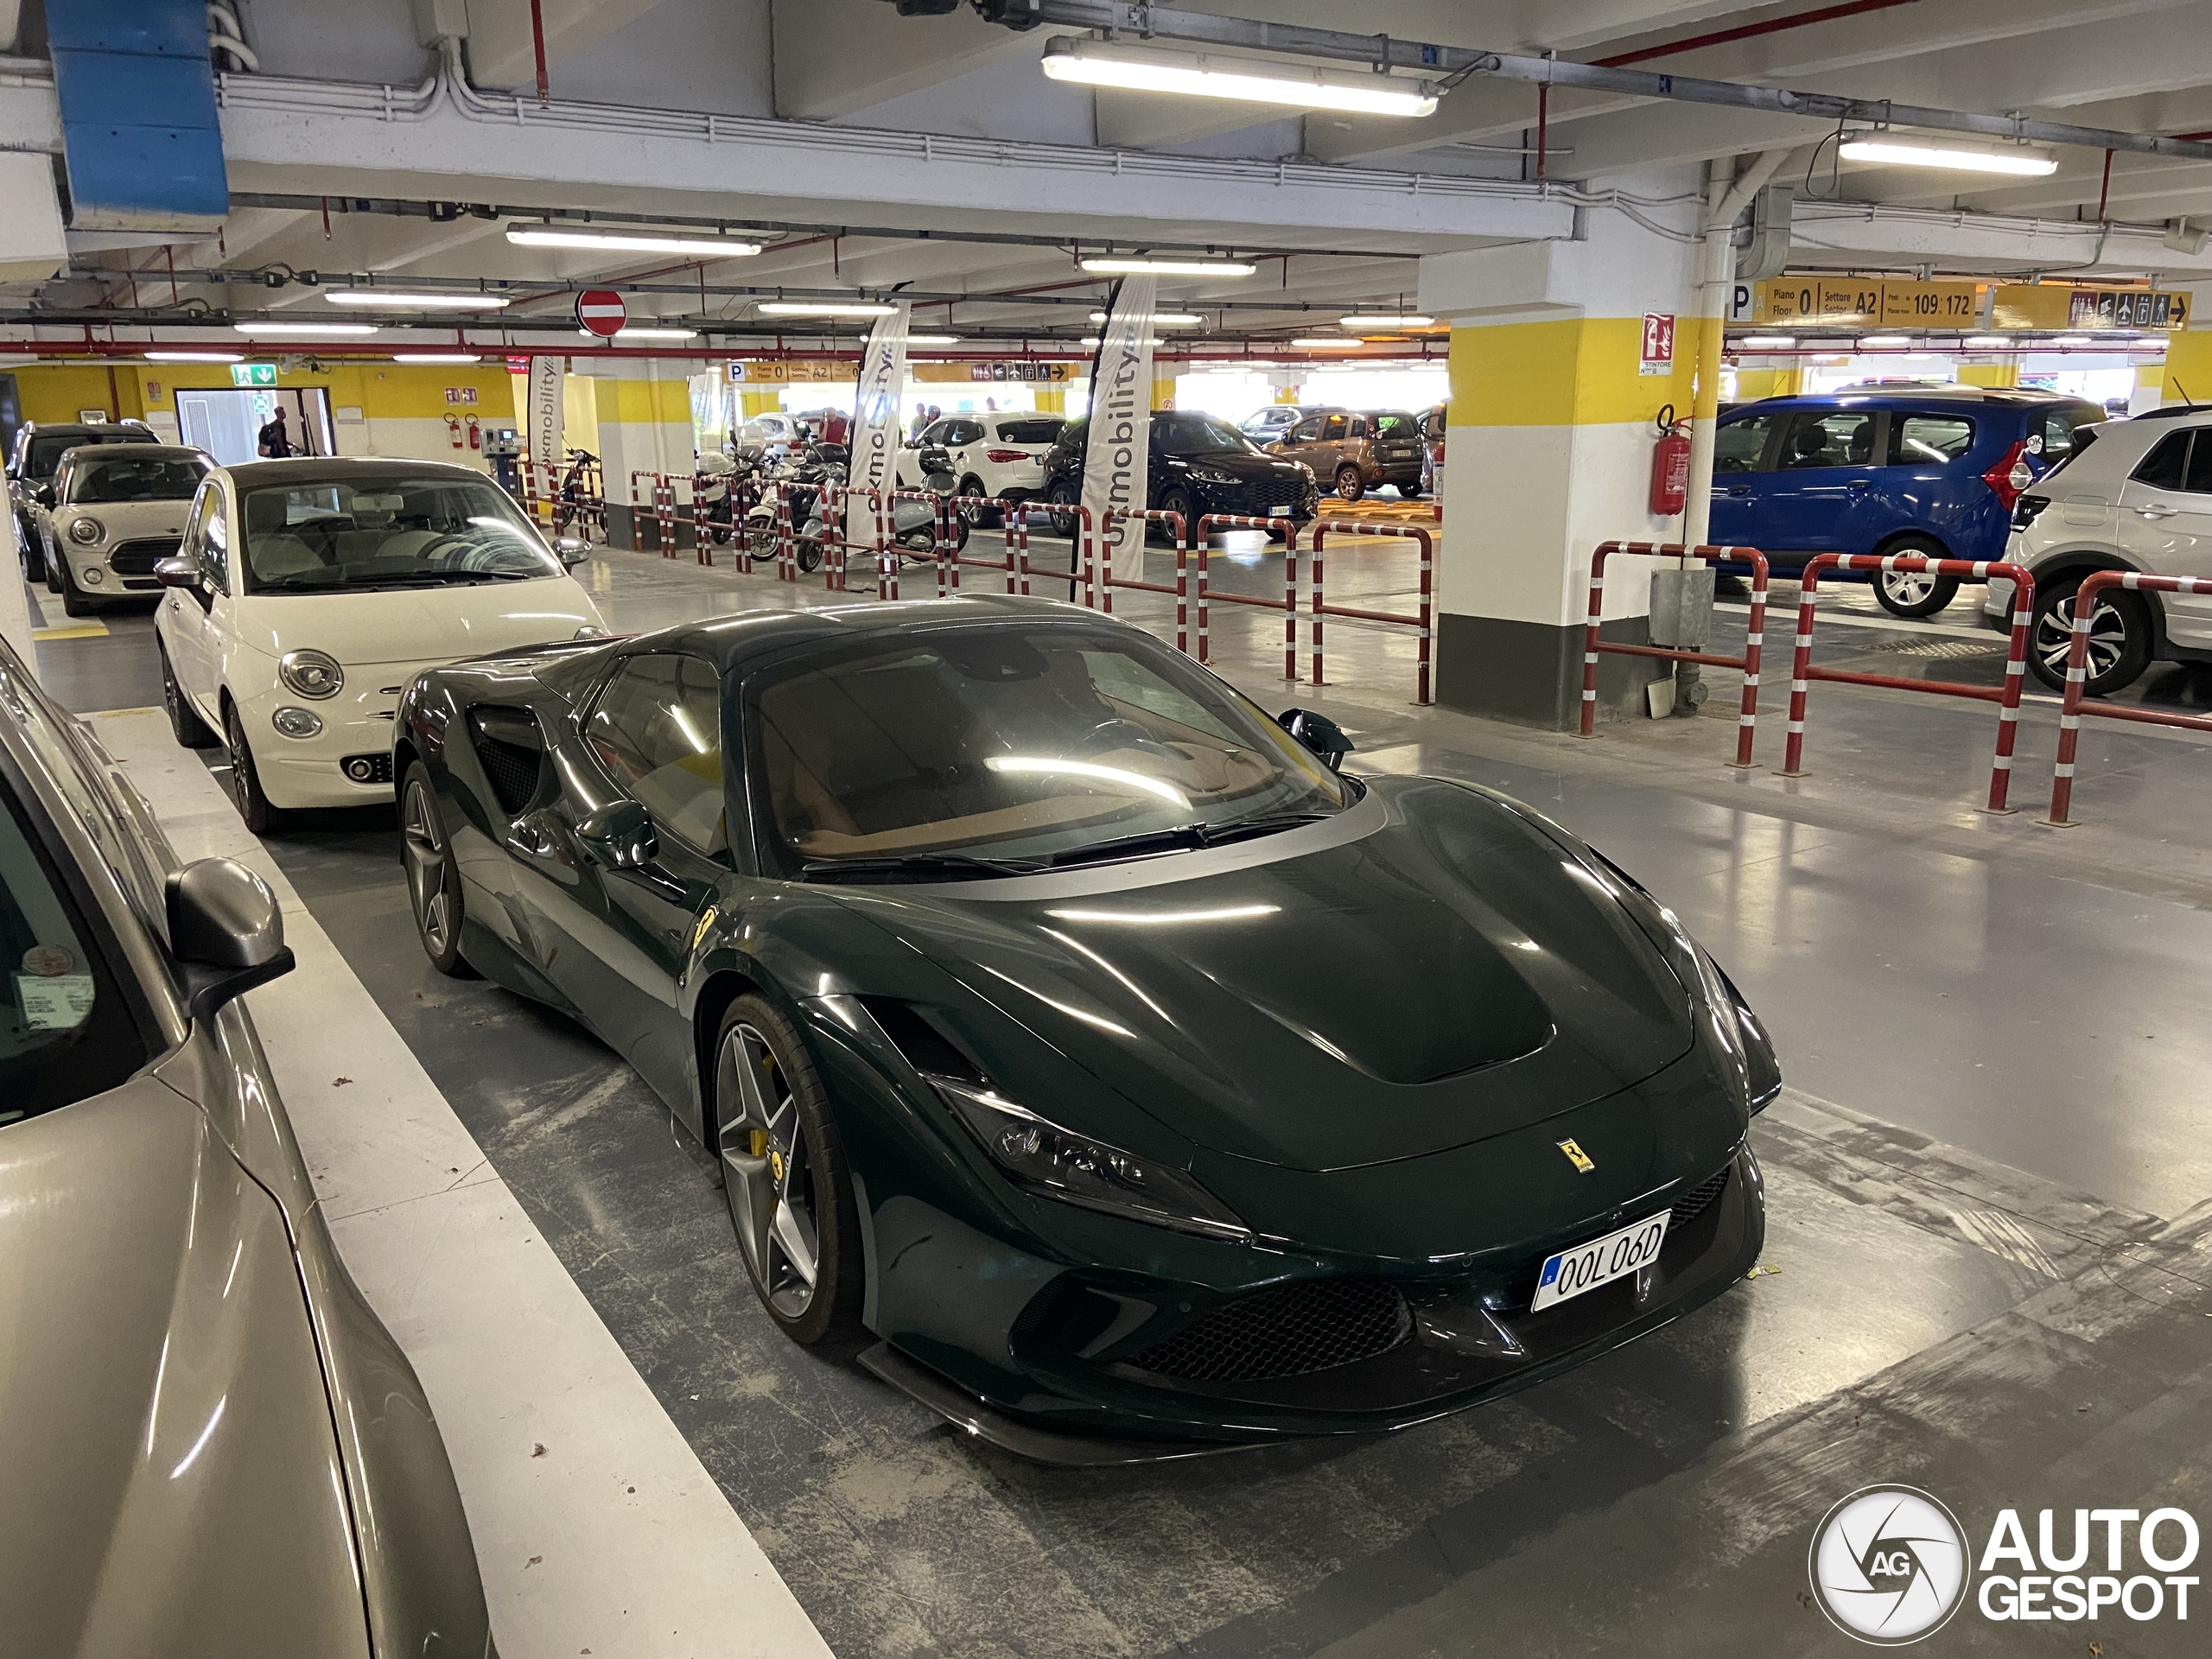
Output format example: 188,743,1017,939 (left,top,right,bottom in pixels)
92,710,832,1659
